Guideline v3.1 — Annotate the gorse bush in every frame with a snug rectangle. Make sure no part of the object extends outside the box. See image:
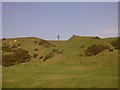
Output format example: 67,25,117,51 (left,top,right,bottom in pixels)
39,56,43,59
34,48,38,51
94,36,101,39
33,53,38,58
2,46,15,52
85,44,109,56
111,38,120,50
43,53,54,61
2,48,31,66
2,38,6,40
34,41,37,43
14,49,30,59
43,49,63,61
38,40,56,48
